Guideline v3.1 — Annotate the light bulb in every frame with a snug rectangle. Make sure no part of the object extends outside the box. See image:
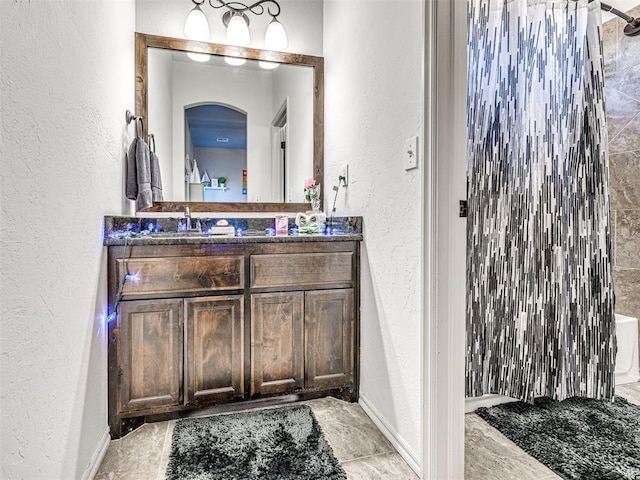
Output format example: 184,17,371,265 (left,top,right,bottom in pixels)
226,13,250,46
259,61,279,70
184,5,210,41
187,52,211,62
265,18,288,50
225,56,247,66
